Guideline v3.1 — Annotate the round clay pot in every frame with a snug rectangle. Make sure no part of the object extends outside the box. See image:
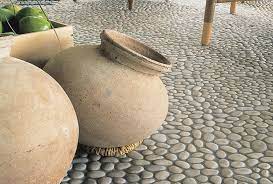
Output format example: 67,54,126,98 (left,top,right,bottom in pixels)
44,30,171,149
0,56,79,183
